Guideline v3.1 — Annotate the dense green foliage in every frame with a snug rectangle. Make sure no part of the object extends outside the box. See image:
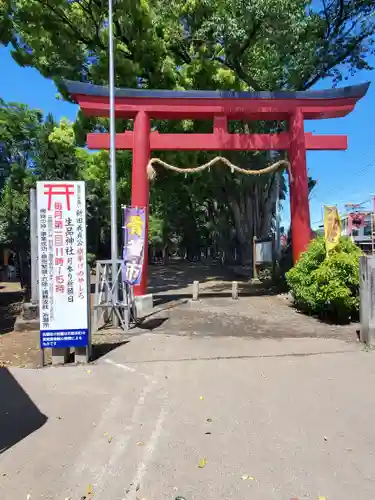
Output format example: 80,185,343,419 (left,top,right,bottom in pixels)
286,237,363,322
0,0,374,274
